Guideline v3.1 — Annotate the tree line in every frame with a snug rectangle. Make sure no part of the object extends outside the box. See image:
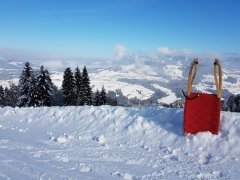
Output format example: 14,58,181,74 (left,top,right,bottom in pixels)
0,62,117,108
